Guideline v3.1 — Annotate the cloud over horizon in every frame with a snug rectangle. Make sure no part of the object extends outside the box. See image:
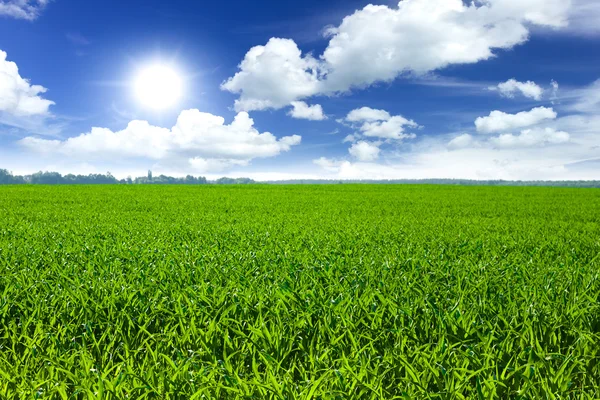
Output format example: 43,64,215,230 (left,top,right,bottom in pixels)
475,107,558,134
20,110,301,173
